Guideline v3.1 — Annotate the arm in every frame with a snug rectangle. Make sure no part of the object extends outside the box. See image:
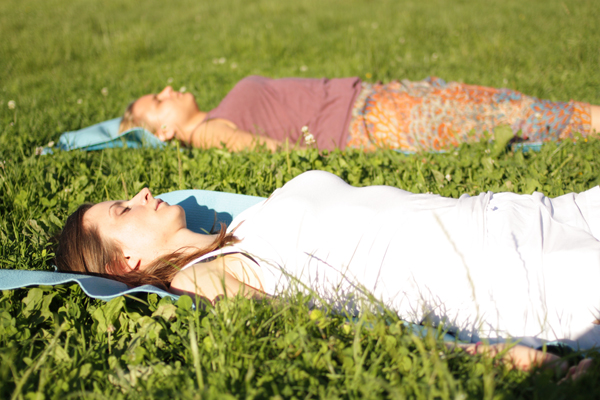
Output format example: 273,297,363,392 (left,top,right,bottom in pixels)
447,342,567,372
452,342,596,381
170,253,266,303
189,118,284,151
